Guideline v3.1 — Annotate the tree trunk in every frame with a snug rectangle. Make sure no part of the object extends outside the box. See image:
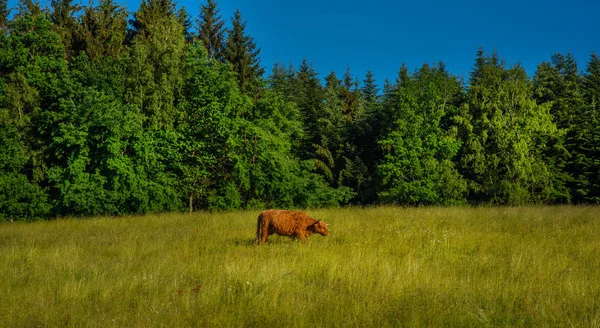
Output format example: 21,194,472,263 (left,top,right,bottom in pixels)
189,193,193,214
